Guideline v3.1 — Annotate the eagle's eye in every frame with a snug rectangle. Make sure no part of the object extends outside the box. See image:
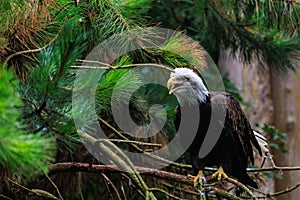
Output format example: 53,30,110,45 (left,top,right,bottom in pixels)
184,76,190,81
